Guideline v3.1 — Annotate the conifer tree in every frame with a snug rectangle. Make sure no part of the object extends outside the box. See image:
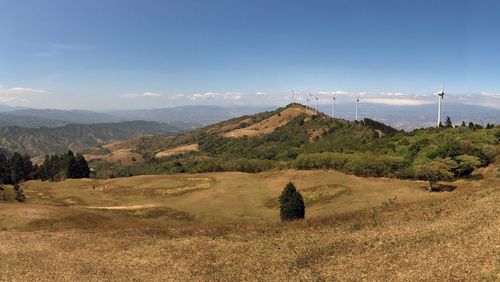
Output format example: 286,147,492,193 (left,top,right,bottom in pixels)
67,152,80,178
0,154,10,184
75,154,90,178
279,182,305,221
